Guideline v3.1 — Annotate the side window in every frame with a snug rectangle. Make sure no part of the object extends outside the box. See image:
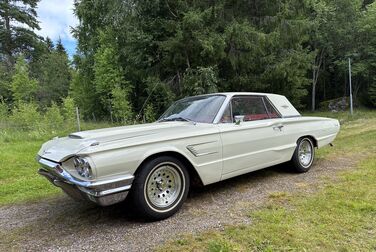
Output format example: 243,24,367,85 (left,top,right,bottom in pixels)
220,104,232,123
231,96,269,121
264,98,280,118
